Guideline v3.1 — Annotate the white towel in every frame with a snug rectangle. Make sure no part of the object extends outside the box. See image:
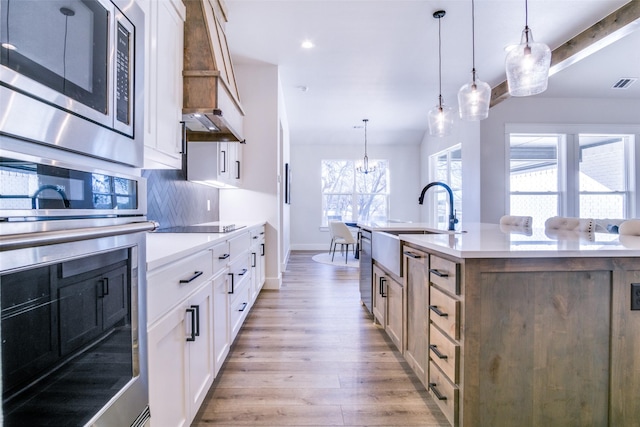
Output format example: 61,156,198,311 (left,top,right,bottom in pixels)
544,216,594,233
